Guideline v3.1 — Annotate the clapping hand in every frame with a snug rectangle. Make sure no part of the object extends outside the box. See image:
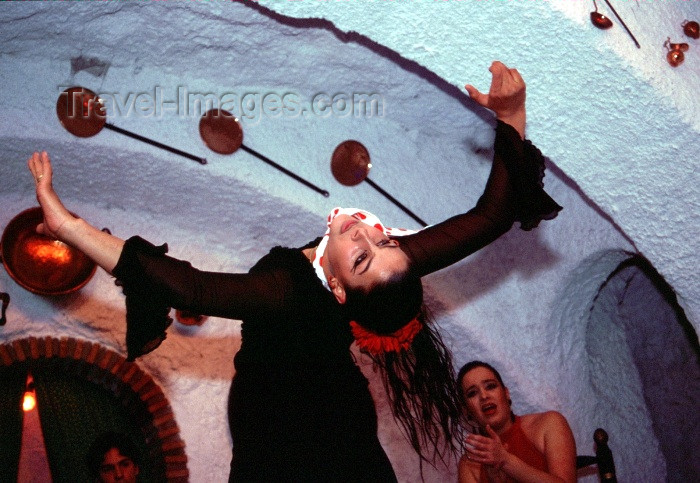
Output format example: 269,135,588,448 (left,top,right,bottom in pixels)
465,424,510,470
